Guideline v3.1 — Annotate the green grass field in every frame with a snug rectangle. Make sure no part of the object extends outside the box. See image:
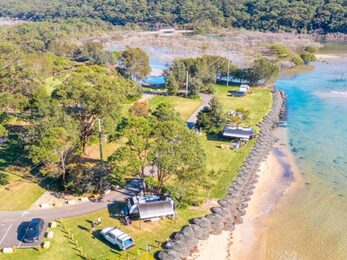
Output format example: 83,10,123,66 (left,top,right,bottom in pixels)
0,174,46,210
149,95,202,121
203,85,272,197
214,85,272,130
